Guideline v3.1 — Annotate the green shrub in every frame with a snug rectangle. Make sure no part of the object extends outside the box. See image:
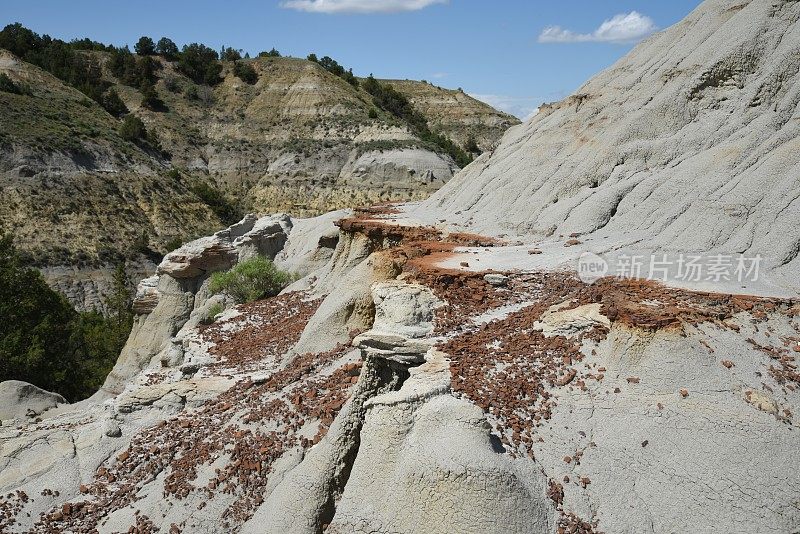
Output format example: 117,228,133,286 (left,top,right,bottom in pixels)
209,256,294,304
233,61,258,84
0,72,20,94
164,237,185,252
368,107,378,119
465,136,480,154
201,302,225,324
0,73,32,95
184,84,199,100
139,80,165,111
119,114,146,141
190,181,242,225
101,88,128,117
163,76,179,92
259,48,281,58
